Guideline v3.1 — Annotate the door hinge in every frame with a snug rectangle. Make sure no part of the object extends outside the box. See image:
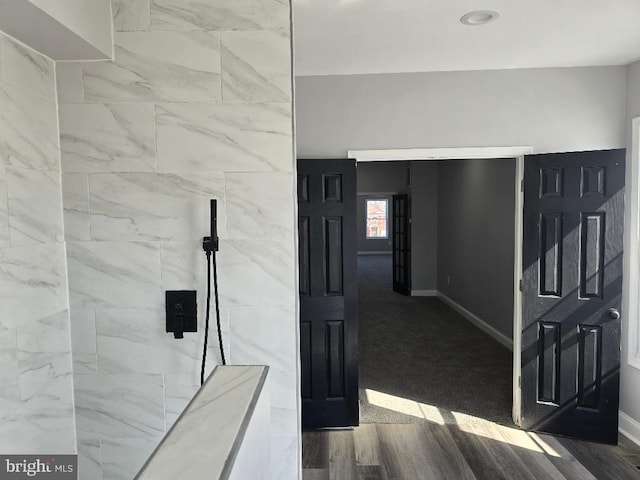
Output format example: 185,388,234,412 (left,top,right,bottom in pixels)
518,376,521,388
520,179,524,193
519,279,523,291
